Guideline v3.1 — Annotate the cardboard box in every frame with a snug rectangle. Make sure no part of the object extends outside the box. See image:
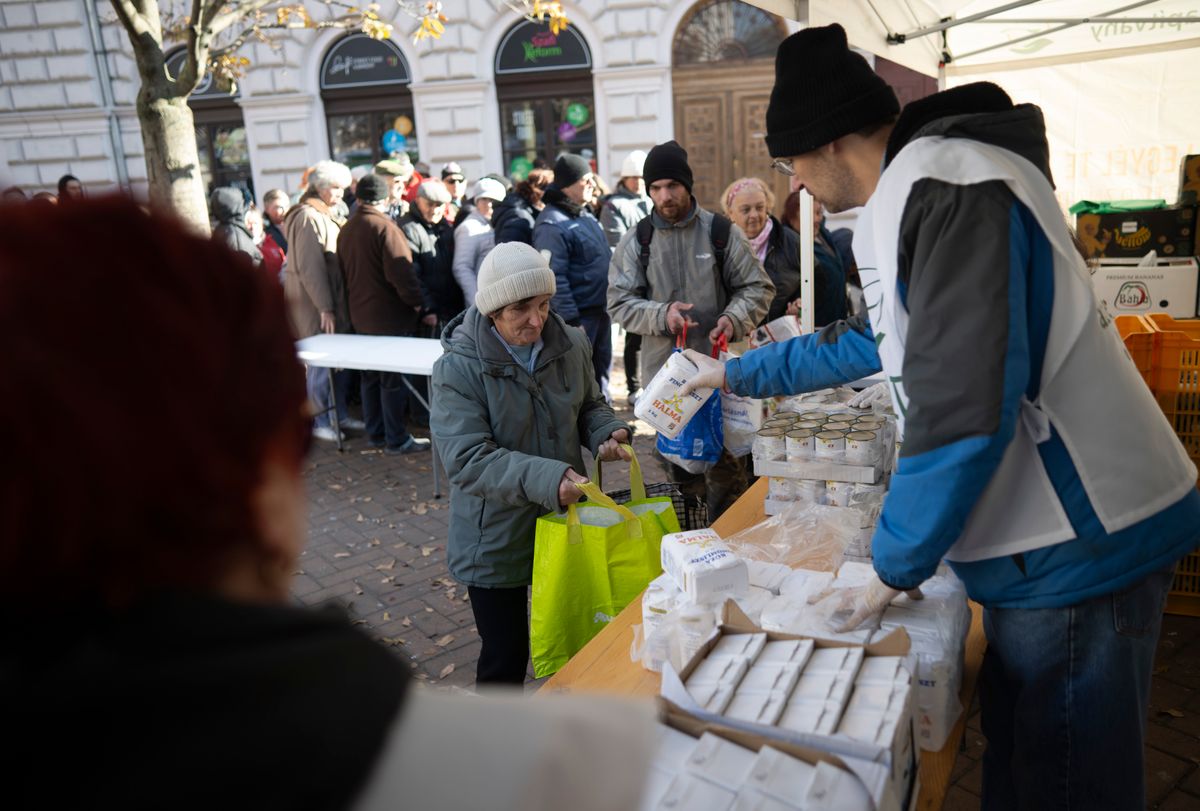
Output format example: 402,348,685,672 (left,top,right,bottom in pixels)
1076,206,1197,259
661,602,918,811
1180,154,1200,206
1089,257,1198,319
